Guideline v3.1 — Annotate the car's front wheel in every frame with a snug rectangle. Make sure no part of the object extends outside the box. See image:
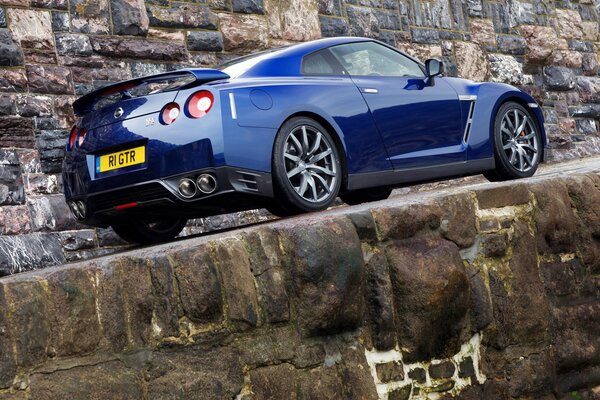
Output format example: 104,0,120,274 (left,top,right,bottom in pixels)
111,217,187,244
272,117,342,214
484,101,542,182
